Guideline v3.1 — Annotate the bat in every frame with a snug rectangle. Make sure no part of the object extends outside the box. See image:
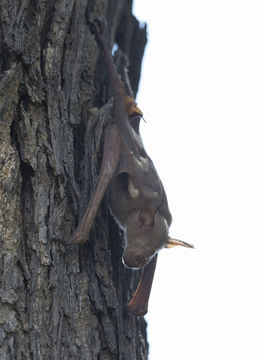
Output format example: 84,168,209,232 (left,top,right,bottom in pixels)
70,19,193,316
